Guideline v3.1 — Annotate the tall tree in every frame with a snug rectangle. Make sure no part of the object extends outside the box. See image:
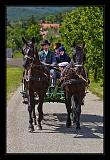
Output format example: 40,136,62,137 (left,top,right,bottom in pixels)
60,6,103,81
